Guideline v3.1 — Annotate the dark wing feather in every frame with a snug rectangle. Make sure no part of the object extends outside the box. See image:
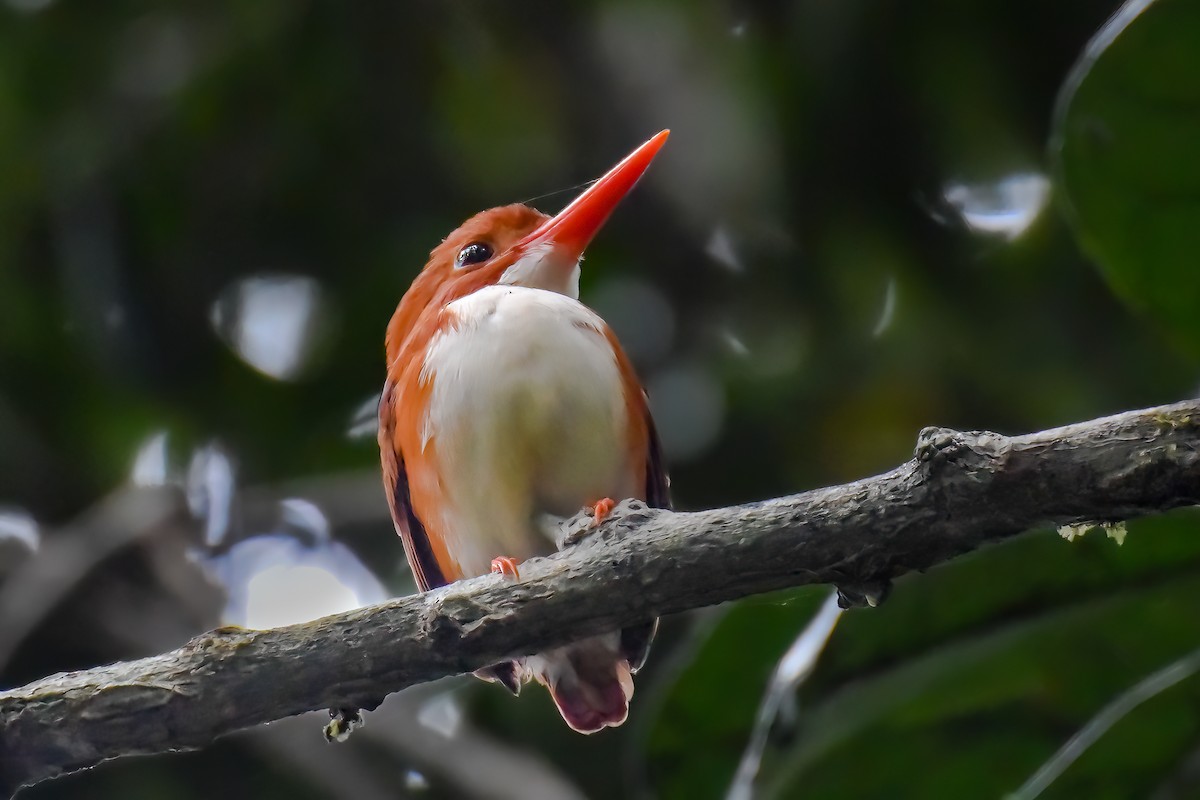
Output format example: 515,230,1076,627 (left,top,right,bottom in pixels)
621,405,670,672
380,382,447,592
388,457,448,591
642,409,671,512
